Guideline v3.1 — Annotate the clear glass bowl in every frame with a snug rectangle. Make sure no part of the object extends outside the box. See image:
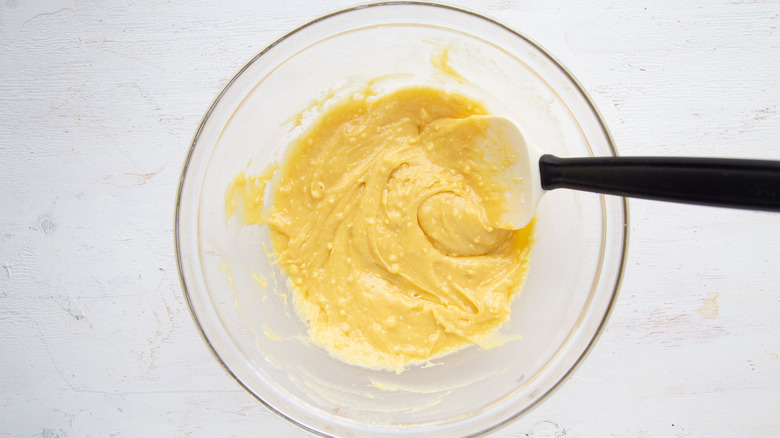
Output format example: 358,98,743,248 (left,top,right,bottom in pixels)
175,3,627,437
